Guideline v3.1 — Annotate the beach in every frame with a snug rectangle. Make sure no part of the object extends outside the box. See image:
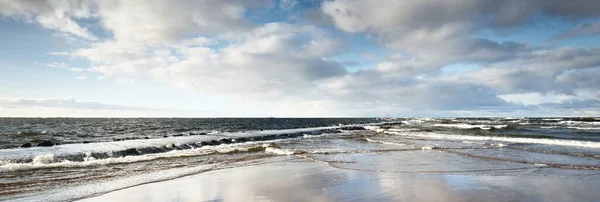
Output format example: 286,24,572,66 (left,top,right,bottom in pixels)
80,156,600,202
2,118,599,202
4,0,600,201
